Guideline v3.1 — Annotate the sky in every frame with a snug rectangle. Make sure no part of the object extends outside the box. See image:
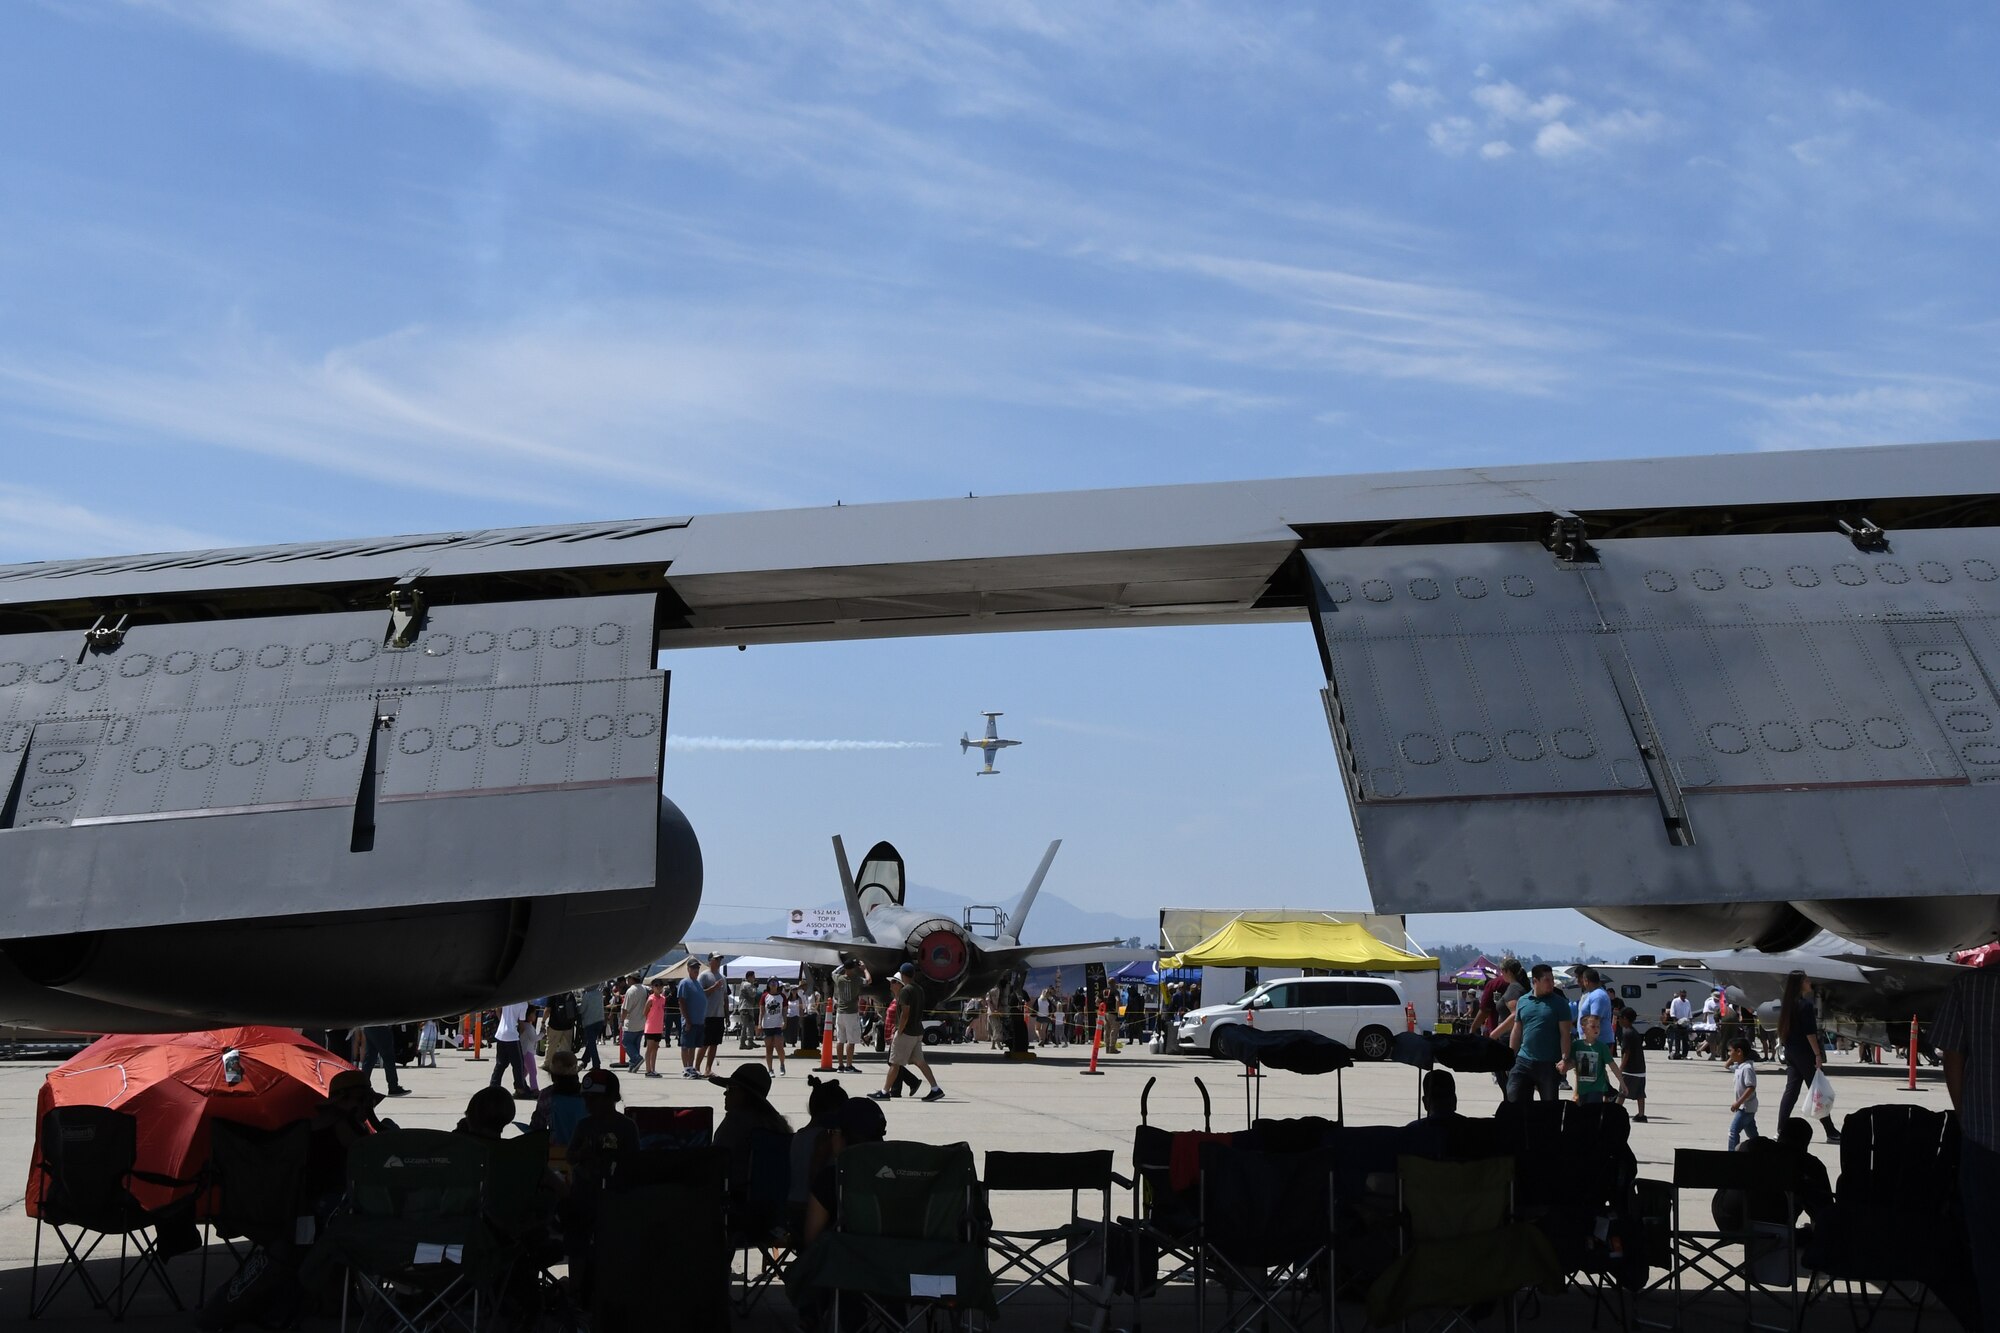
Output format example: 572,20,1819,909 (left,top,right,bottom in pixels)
3,2,1997,955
